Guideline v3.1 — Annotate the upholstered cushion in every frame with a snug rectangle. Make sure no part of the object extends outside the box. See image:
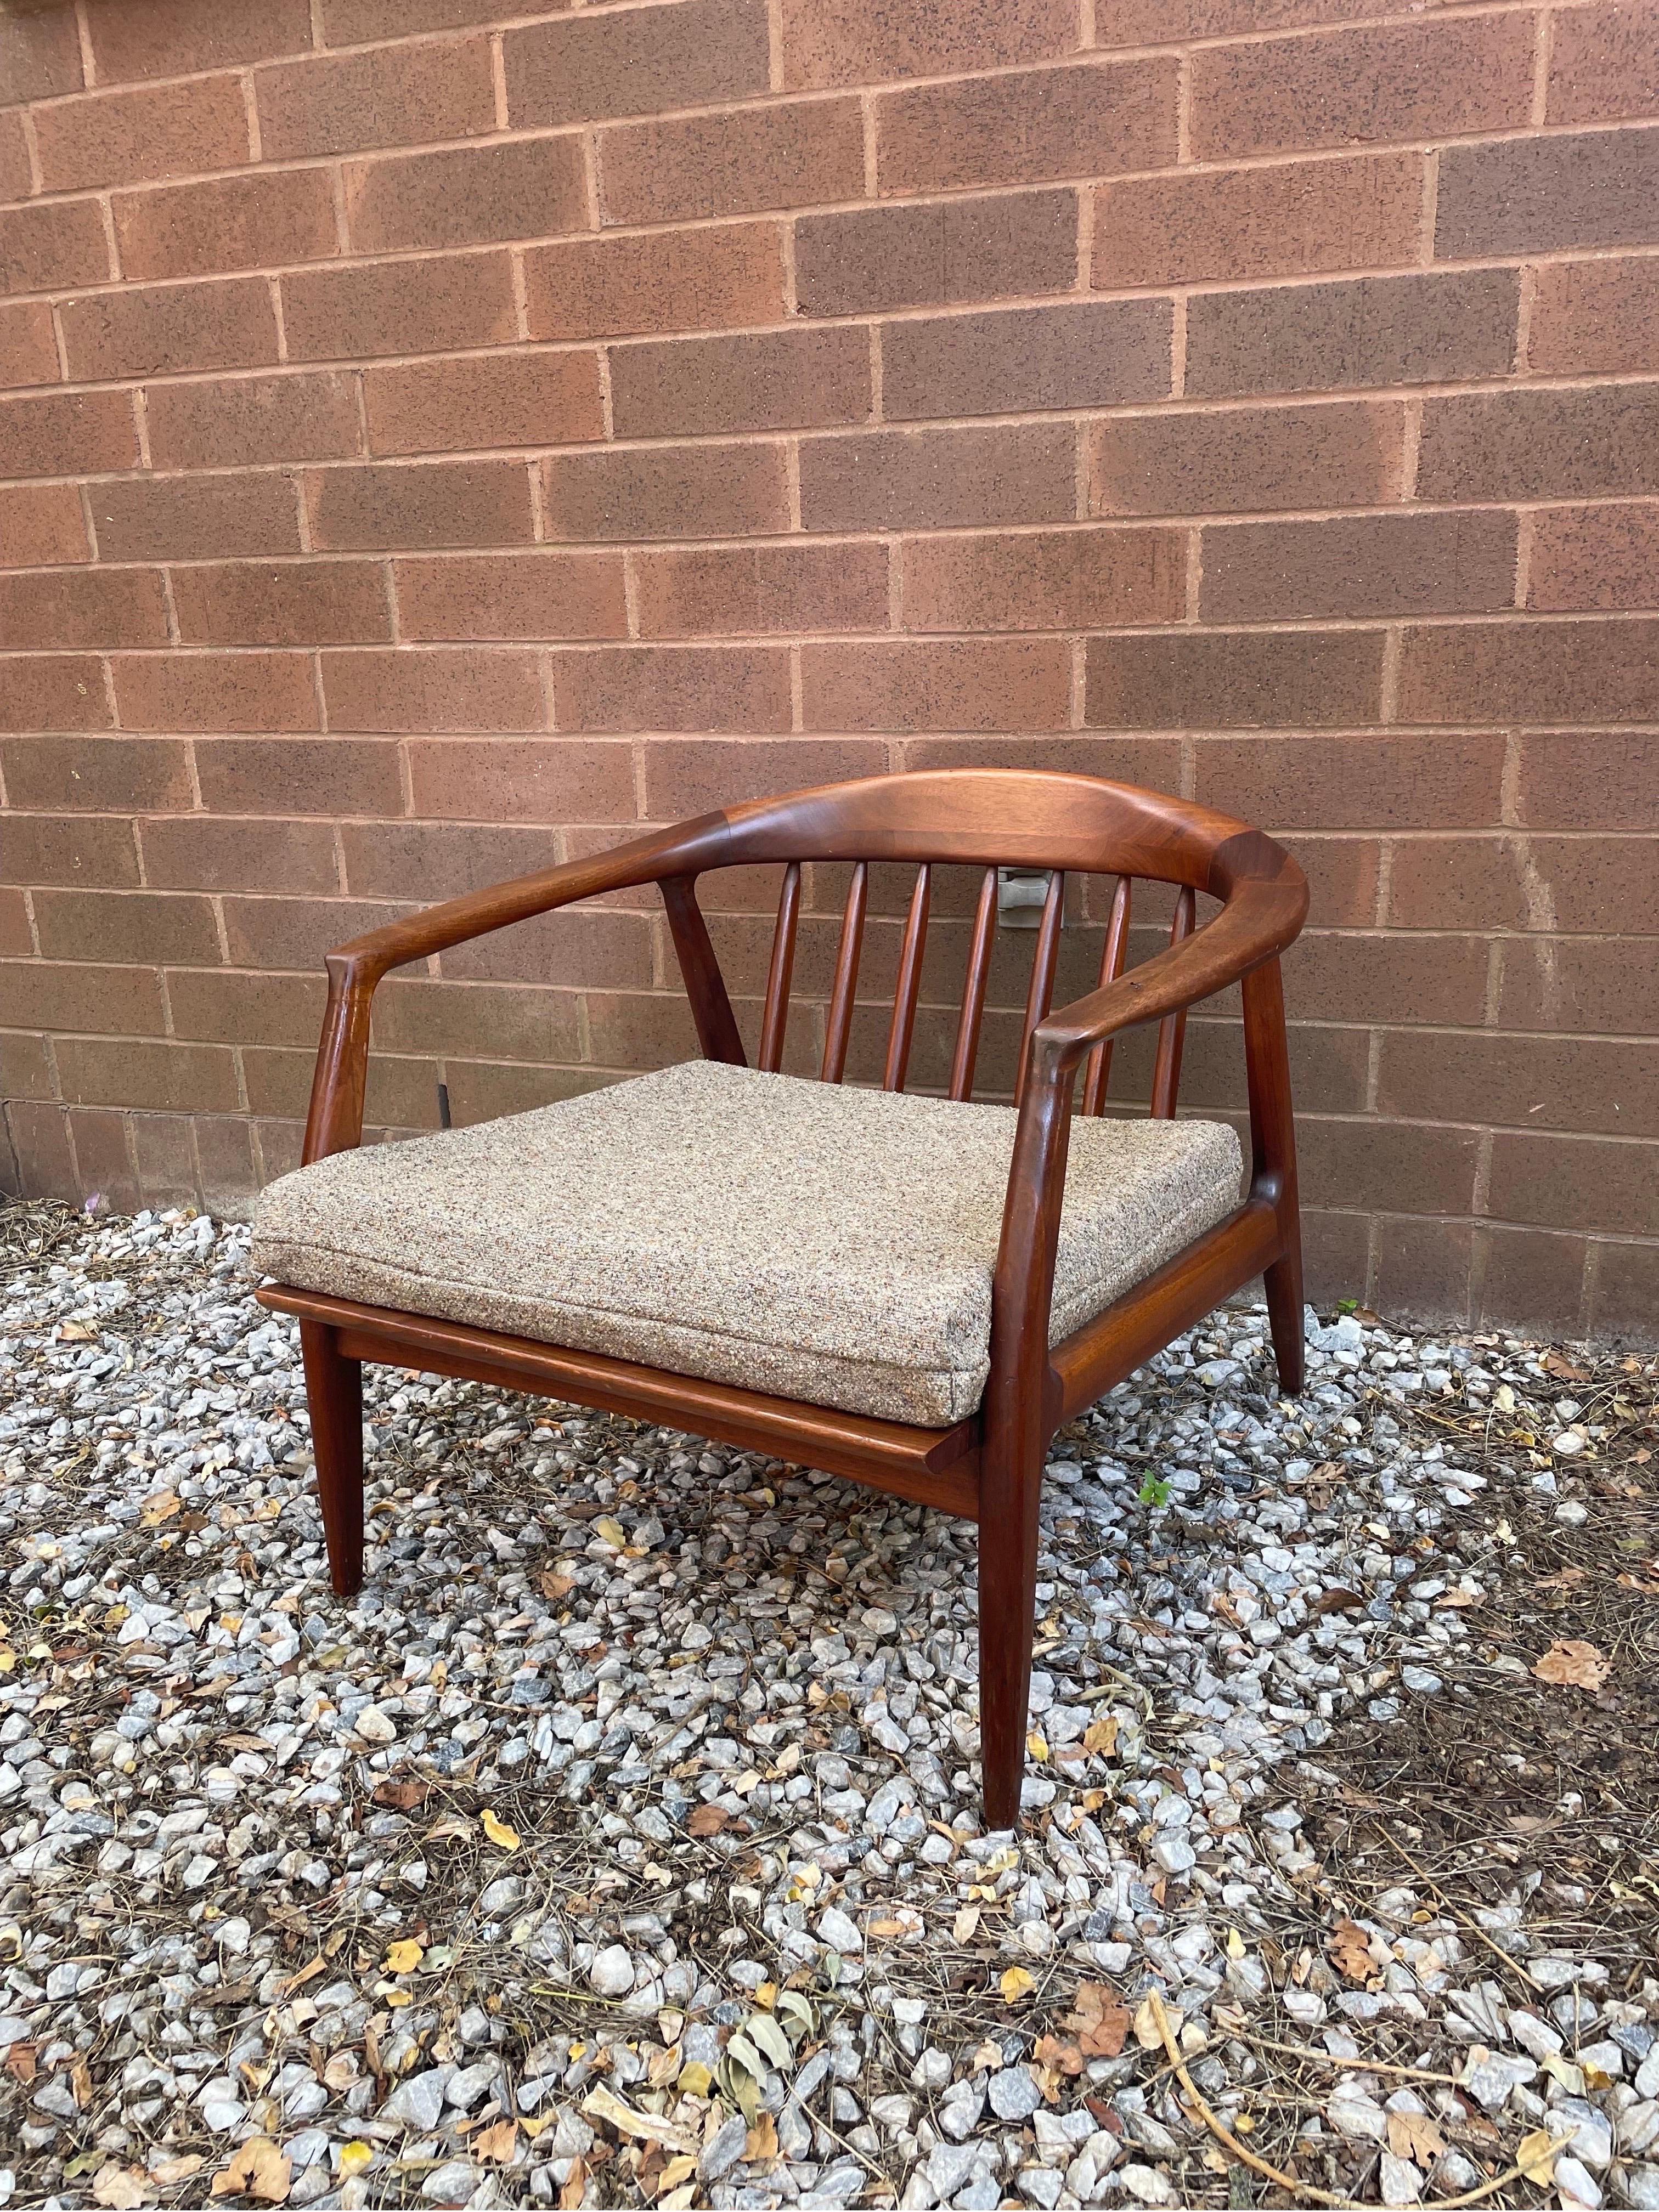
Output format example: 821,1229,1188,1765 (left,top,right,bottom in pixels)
252,1061,1242,1427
